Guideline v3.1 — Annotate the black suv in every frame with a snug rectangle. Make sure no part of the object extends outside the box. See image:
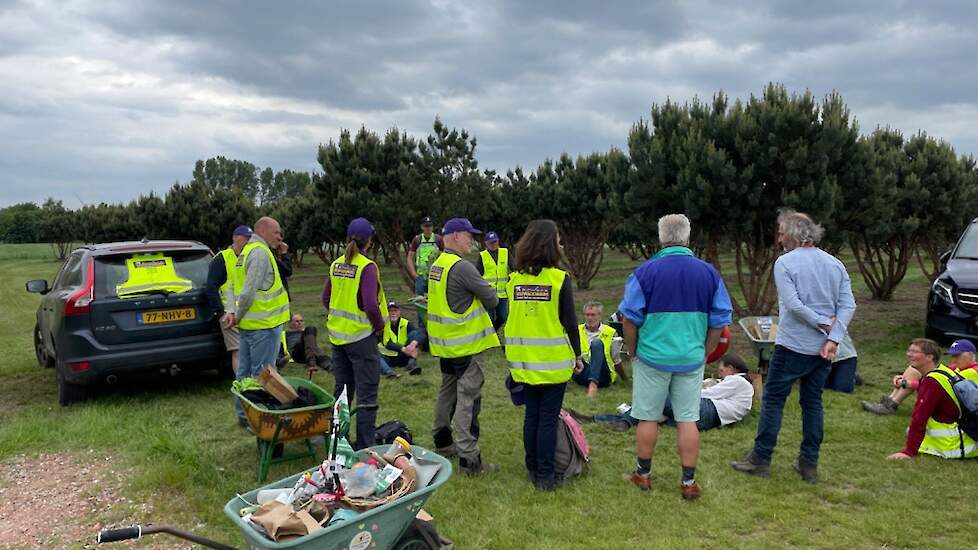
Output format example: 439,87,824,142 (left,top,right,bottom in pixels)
926,219,978,344
27,240,226,405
